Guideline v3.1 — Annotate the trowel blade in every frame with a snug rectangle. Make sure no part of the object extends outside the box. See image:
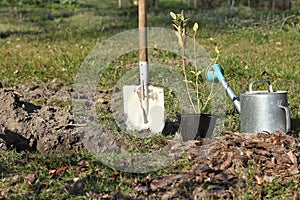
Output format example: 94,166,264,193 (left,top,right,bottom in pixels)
123,85,164,133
